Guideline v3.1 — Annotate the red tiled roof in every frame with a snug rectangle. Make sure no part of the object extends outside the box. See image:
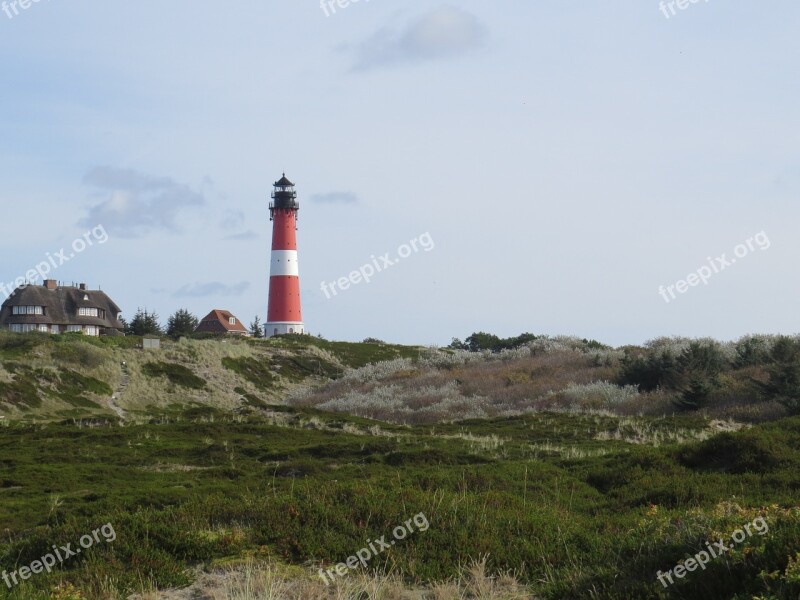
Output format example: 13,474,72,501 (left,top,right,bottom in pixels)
195,309,248,334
